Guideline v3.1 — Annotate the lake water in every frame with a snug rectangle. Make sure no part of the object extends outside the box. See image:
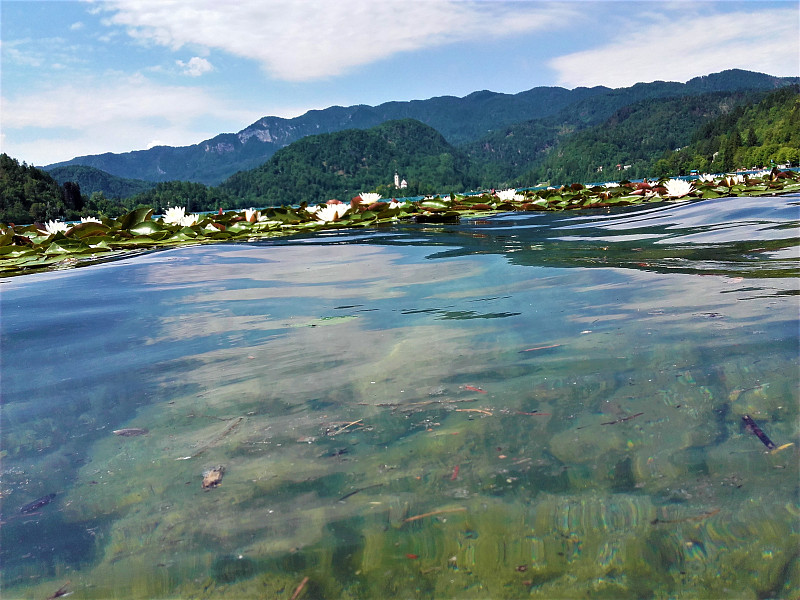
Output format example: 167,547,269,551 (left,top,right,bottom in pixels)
1,194,798,599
